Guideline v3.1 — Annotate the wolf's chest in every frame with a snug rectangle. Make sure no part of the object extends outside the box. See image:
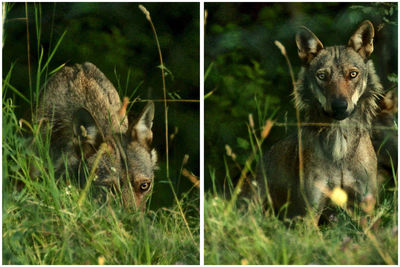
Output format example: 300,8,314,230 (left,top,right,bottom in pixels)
315,123,361,161
330,130,348,161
